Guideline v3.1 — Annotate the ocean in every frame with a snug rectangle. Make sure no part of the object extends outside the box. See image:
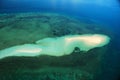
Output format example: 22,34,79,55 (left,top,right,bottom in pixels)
0,0,120,80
